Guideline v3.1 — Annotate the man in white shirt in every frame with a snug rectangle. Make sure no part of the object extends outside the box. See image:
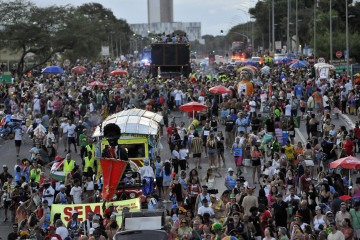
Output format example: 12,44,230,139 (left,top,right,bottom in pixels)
197,198,214,217
66,119,77,153
323,92,330,111
139,159,155,195
70,179,83,204
42,179,55,206
327,221,345,240
14,125,24,157
60,118,69,152
55,219,69,240
33,95,41,113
